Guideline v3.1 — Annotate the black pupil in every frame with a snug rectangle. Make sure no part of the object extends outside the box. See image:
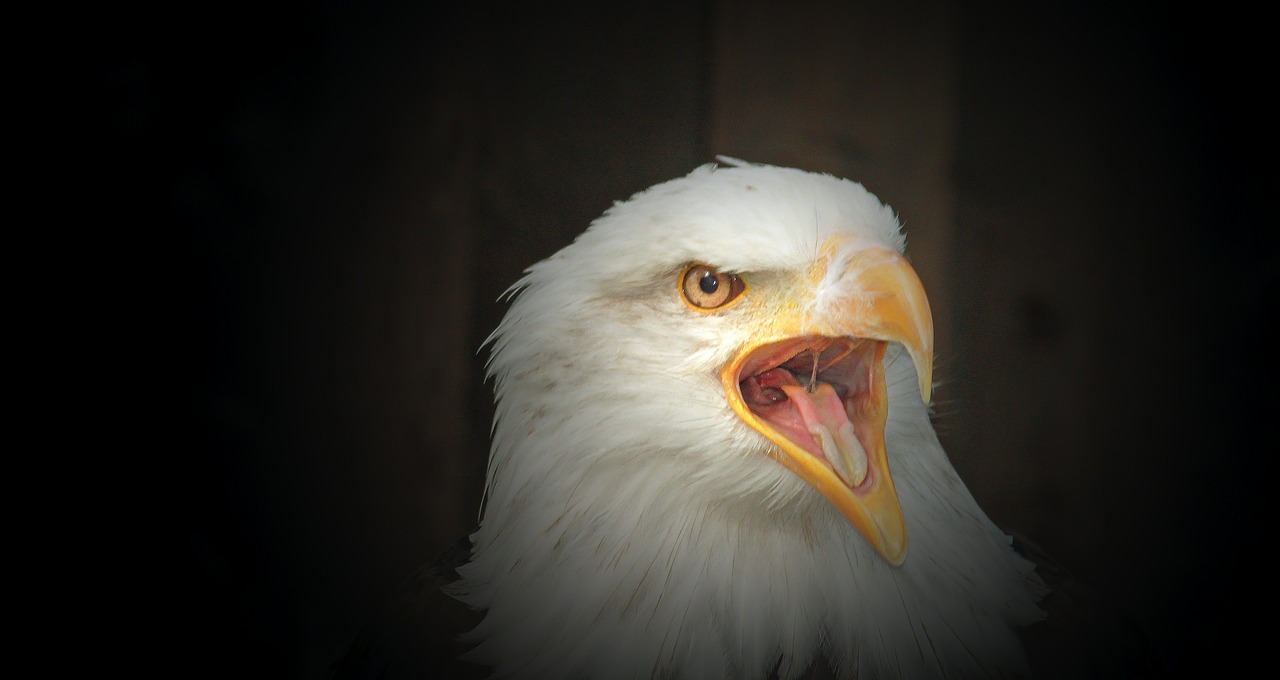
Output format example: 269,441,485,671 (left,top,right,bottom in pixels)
699,272,719,295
